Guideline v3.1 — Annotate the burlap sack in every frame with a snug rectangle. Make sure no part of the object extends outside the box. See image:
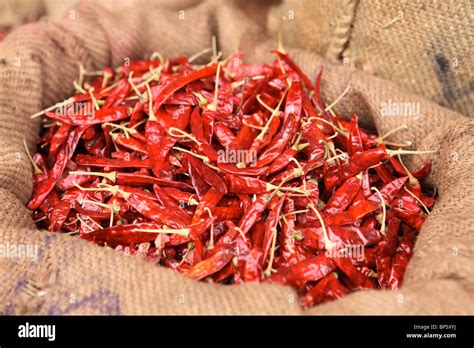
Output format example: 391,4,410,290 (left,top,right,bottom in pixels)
0,0,44,29
0,0,472,315
268,0,474,117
